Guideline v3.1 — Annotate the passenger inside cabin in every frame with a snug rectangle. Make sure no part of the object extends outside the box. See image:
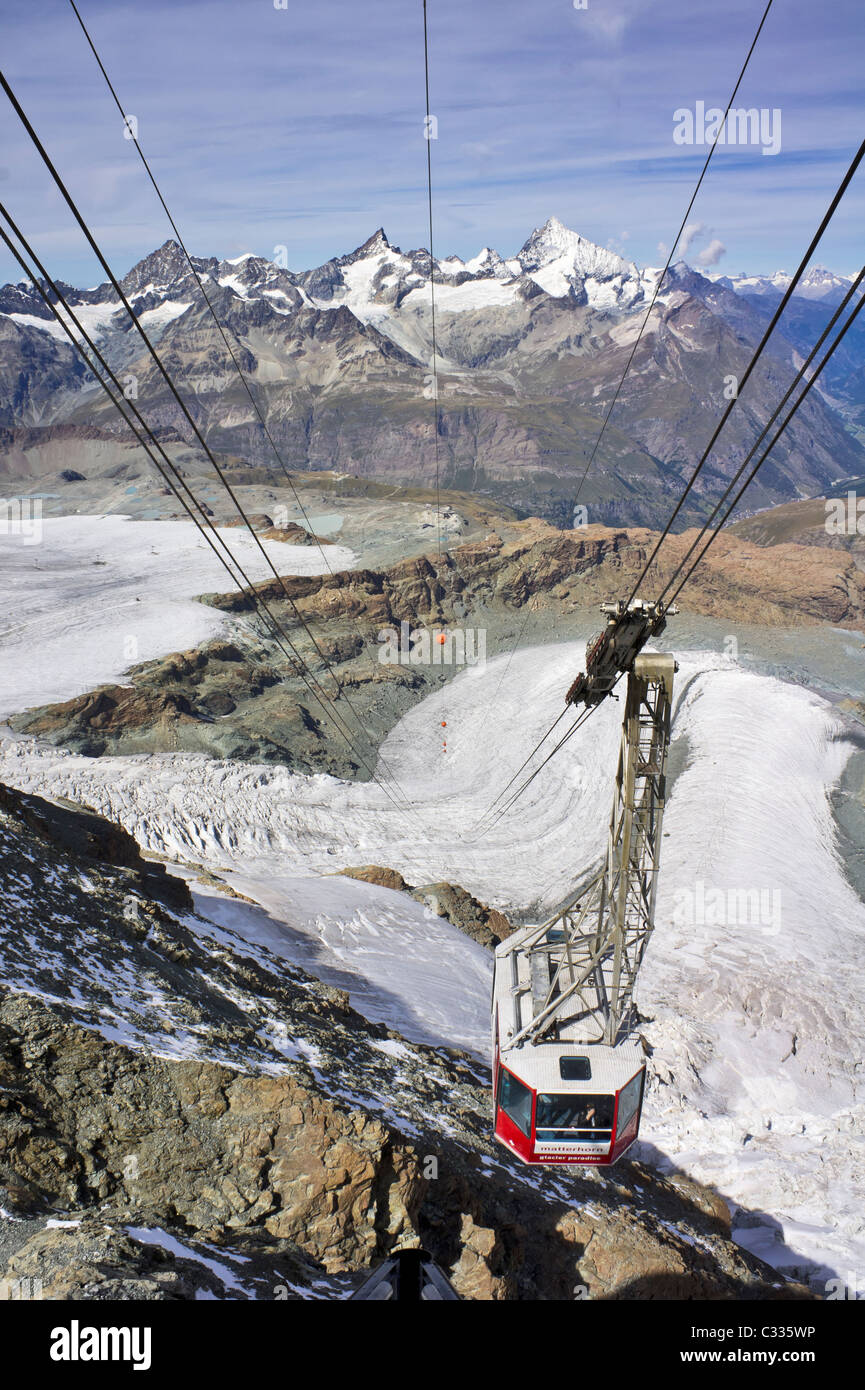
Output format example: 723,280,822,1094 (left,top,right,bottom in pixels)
534,1092,615,1141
